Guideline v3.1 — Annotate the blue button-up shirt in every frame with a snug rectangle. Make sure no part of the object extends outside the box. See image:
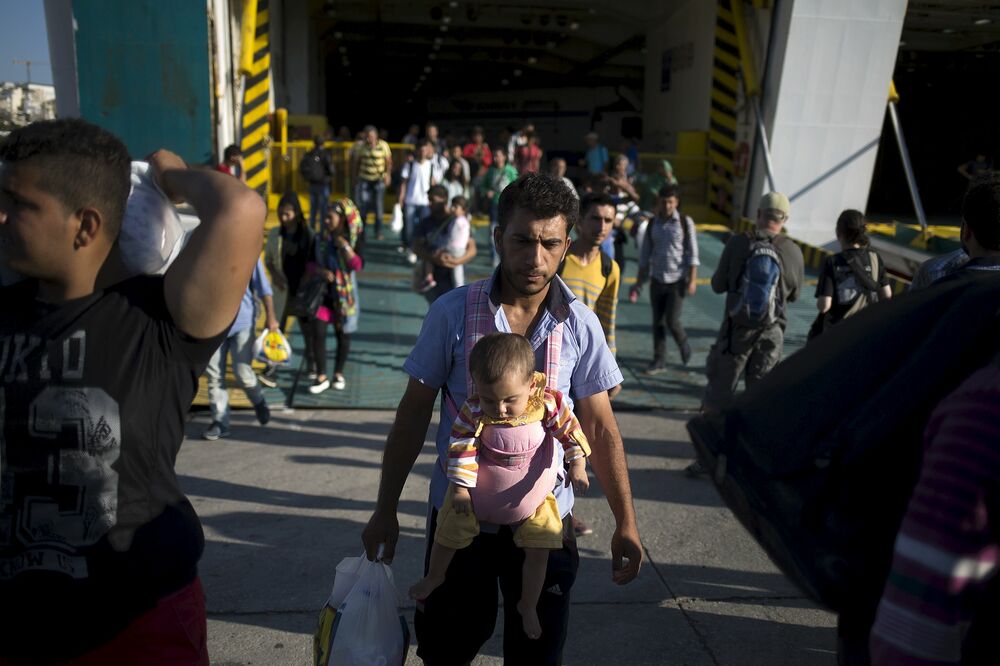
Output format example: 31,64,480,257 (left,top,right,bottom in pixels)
229,258,273,337
639,212,700,285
